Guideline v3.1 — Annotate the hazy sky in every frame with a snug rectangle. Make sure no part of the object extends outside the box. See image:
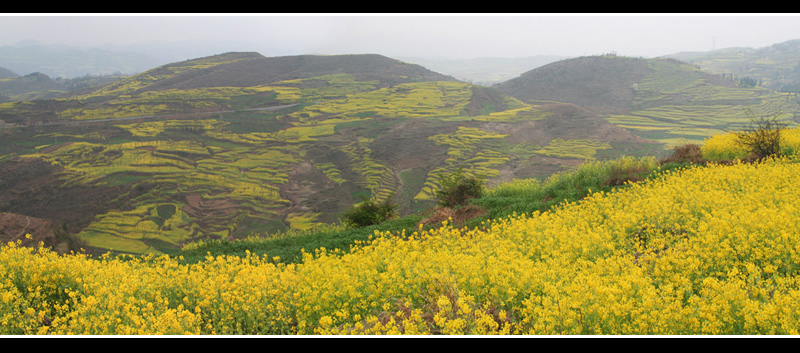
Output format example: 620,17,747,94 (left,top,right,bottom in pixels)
2,14,800,59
